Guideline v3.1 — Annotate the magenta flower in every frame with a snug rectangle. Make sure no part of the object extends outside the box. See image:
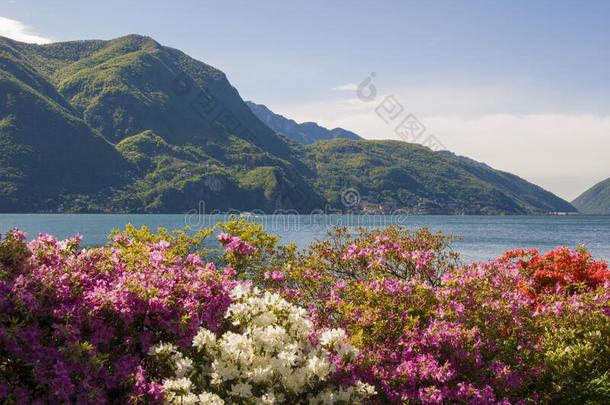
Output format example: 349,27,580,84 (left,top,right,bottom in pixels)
264,270,285,282
218,233,256,255
1,231,235,403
